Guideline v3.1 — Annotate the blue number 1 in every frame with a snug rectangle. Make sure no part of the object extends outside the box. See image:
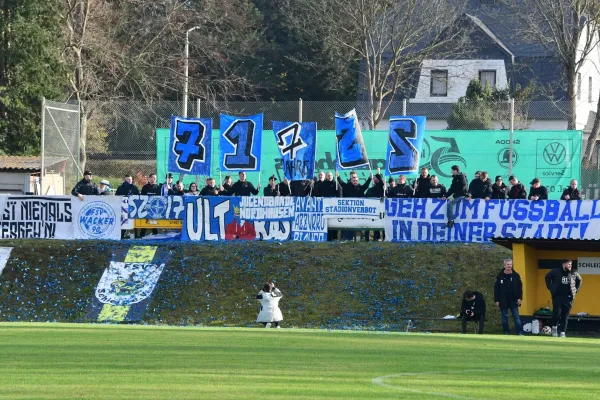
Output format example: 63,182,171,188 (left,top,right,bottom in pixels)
223,119,257,169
